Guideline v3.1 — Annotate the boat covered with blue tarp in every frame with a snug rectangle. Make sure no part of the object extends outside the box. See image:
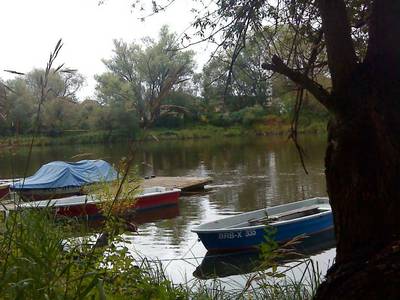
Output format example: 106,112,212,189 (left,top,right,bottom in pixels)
10,160,117,200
